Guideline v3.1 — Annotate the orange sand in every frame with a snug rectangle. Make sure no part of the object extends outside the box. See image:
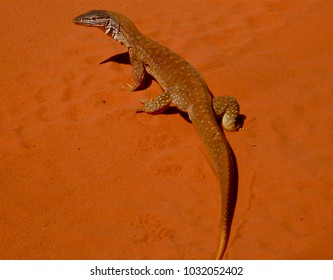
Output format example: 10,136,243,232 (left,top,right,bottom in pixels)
0,0,332,259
